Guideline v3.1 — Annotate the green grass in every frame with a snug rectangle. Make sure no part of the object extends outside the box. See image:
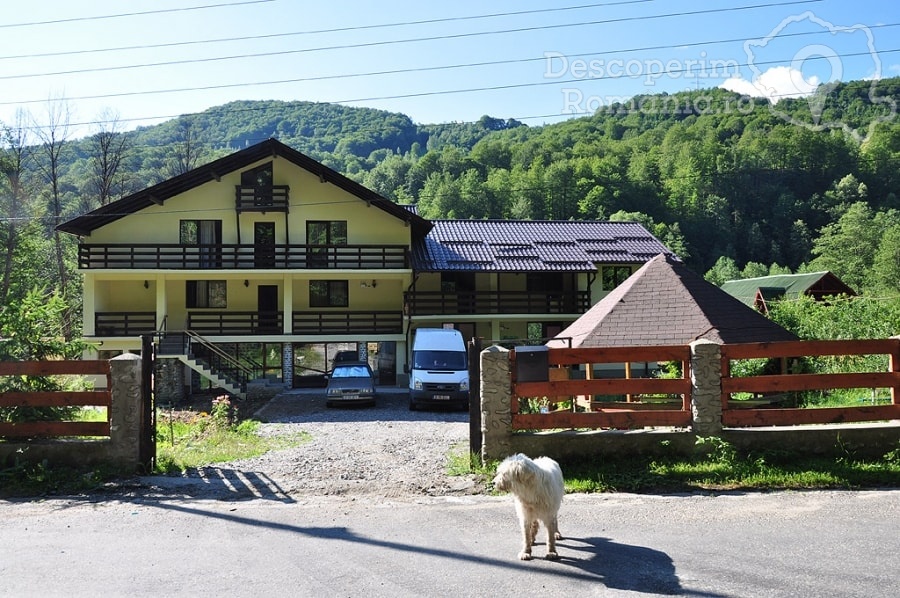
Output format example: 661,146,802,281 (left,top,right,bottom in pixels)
0,407,310,497
154,414,310,473
553,438,900,493
459,437,900,494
